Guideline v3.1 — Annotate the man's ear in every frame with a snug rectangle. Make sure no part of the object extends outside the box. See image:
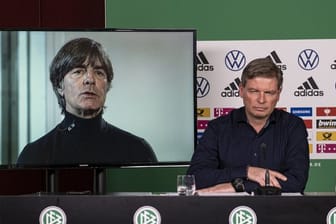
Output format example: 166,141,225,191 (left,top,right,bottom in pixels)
57,82,64,96
57,88,64,96
239,84,244,98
